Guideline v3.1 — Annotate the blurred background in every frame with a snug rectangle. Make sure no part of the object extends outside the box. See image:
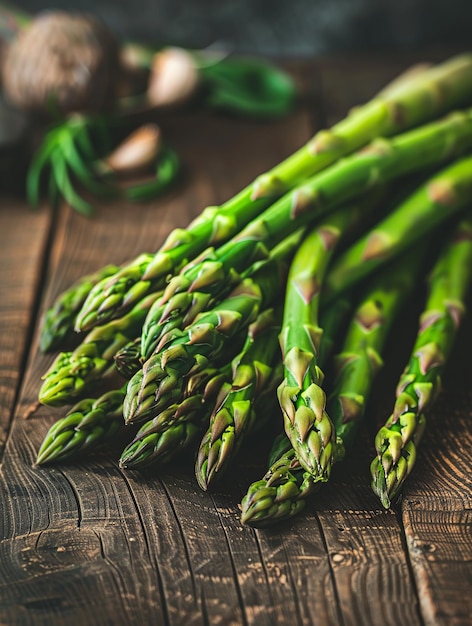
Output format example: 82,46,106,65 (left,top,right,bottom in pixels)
13,0,472,57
